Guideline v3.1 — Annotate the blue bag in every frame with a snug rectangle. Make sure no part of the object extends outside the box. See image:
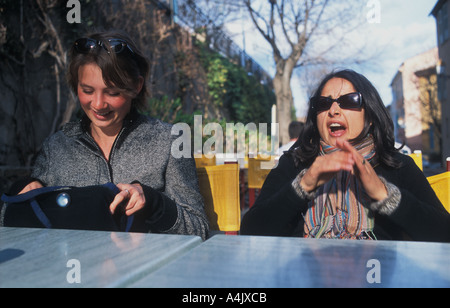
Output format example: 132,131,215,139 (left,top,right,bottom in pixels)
0,183,136,232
